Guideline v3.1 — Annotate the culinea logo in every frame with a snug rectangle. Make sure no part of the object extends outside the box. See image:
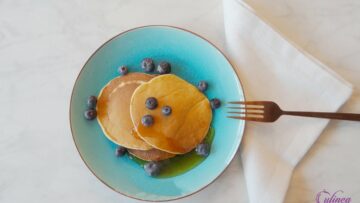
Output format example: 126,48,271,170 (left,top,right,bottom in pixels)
316,190,351,203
